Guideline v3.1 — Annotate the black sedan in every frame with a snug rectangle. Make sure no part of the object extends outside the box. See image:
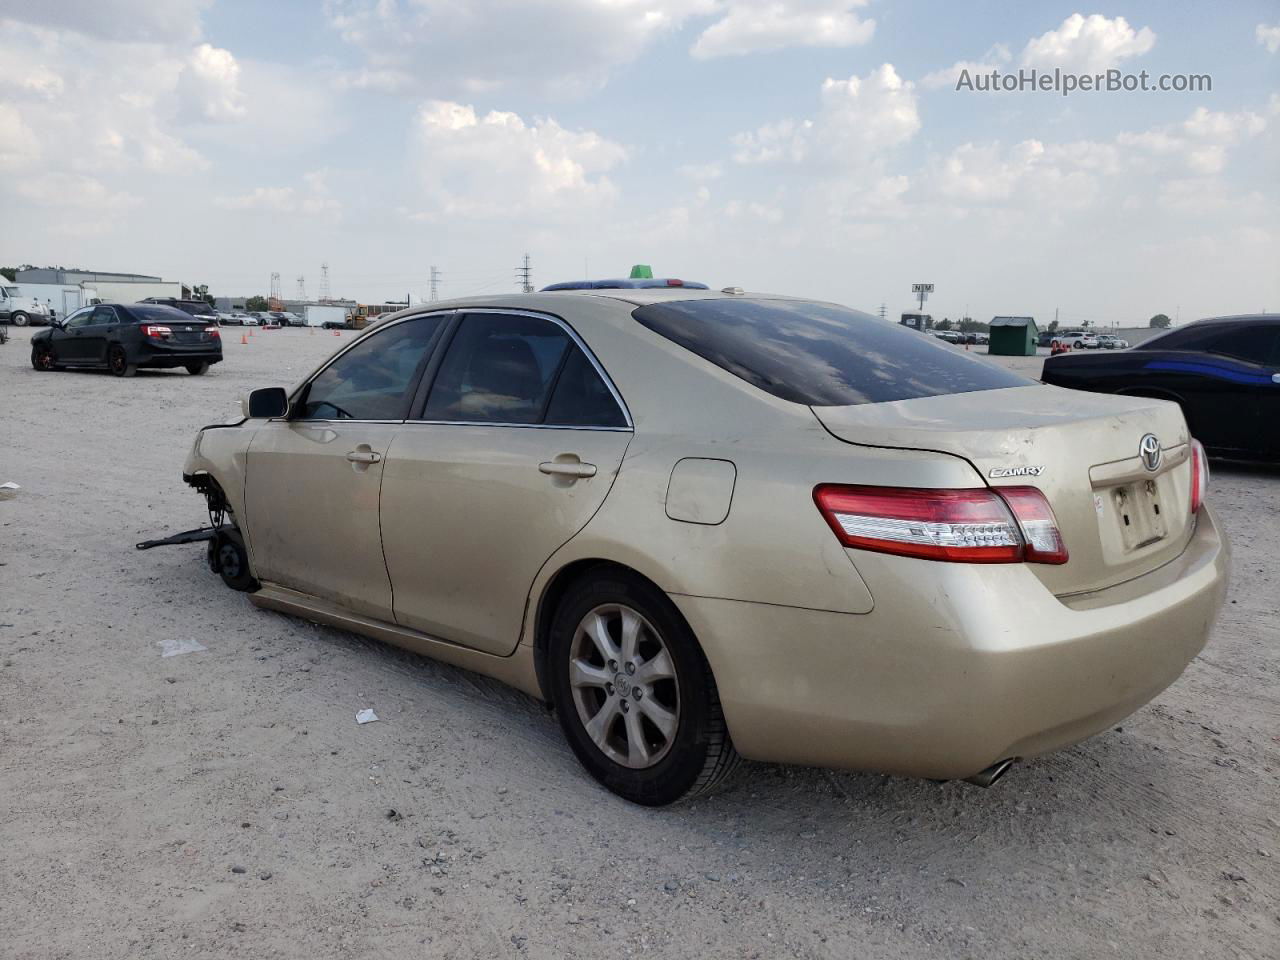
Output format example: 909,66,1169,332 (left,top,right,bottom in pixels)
1042,314,1279,461
30,303,223,378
